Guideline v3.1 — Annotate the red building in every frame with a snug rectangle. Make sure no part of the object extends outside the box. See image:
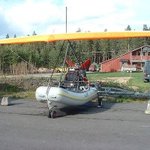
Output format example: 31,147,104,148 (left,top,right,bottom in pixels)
100,45,150,72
